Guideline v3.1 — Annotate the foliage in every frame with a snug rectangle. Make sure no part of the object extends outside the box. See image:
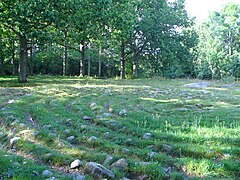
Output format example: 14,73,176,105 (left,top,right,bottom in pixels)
194,3,240,80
